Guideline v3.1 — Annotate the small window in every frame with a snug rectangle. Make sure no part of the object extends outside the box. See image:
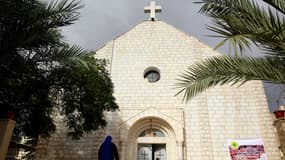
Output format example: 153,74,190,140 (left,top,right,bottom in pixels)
144,70,160,82
139,129,165,137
